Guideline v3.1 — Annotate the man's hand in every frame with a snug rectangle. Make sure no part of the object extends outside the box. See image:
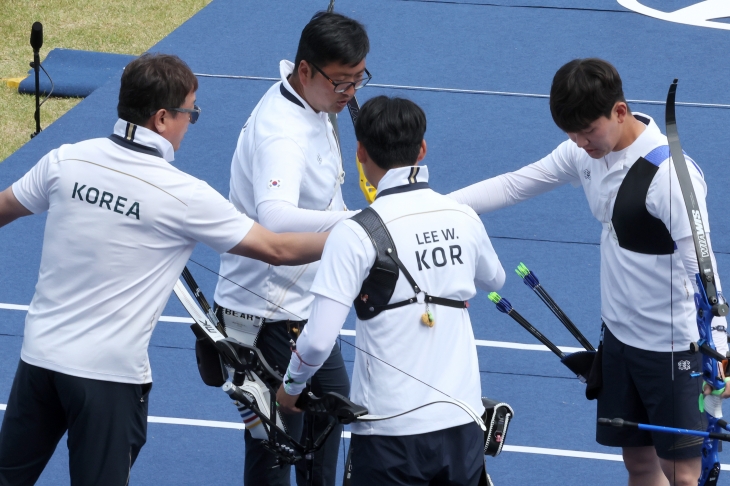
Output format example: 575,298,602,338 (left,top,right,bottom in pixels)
703,381,730,399
702,362,730,399
276,384,302,414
